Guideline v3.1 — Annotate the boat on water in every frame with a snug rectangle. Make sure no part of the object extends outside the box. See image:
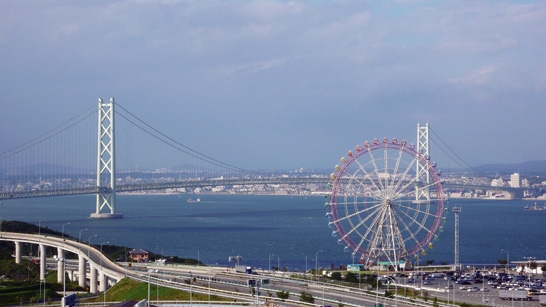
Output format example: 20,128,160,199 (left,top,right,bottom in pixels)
524,202,545,210
187,197,201,203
